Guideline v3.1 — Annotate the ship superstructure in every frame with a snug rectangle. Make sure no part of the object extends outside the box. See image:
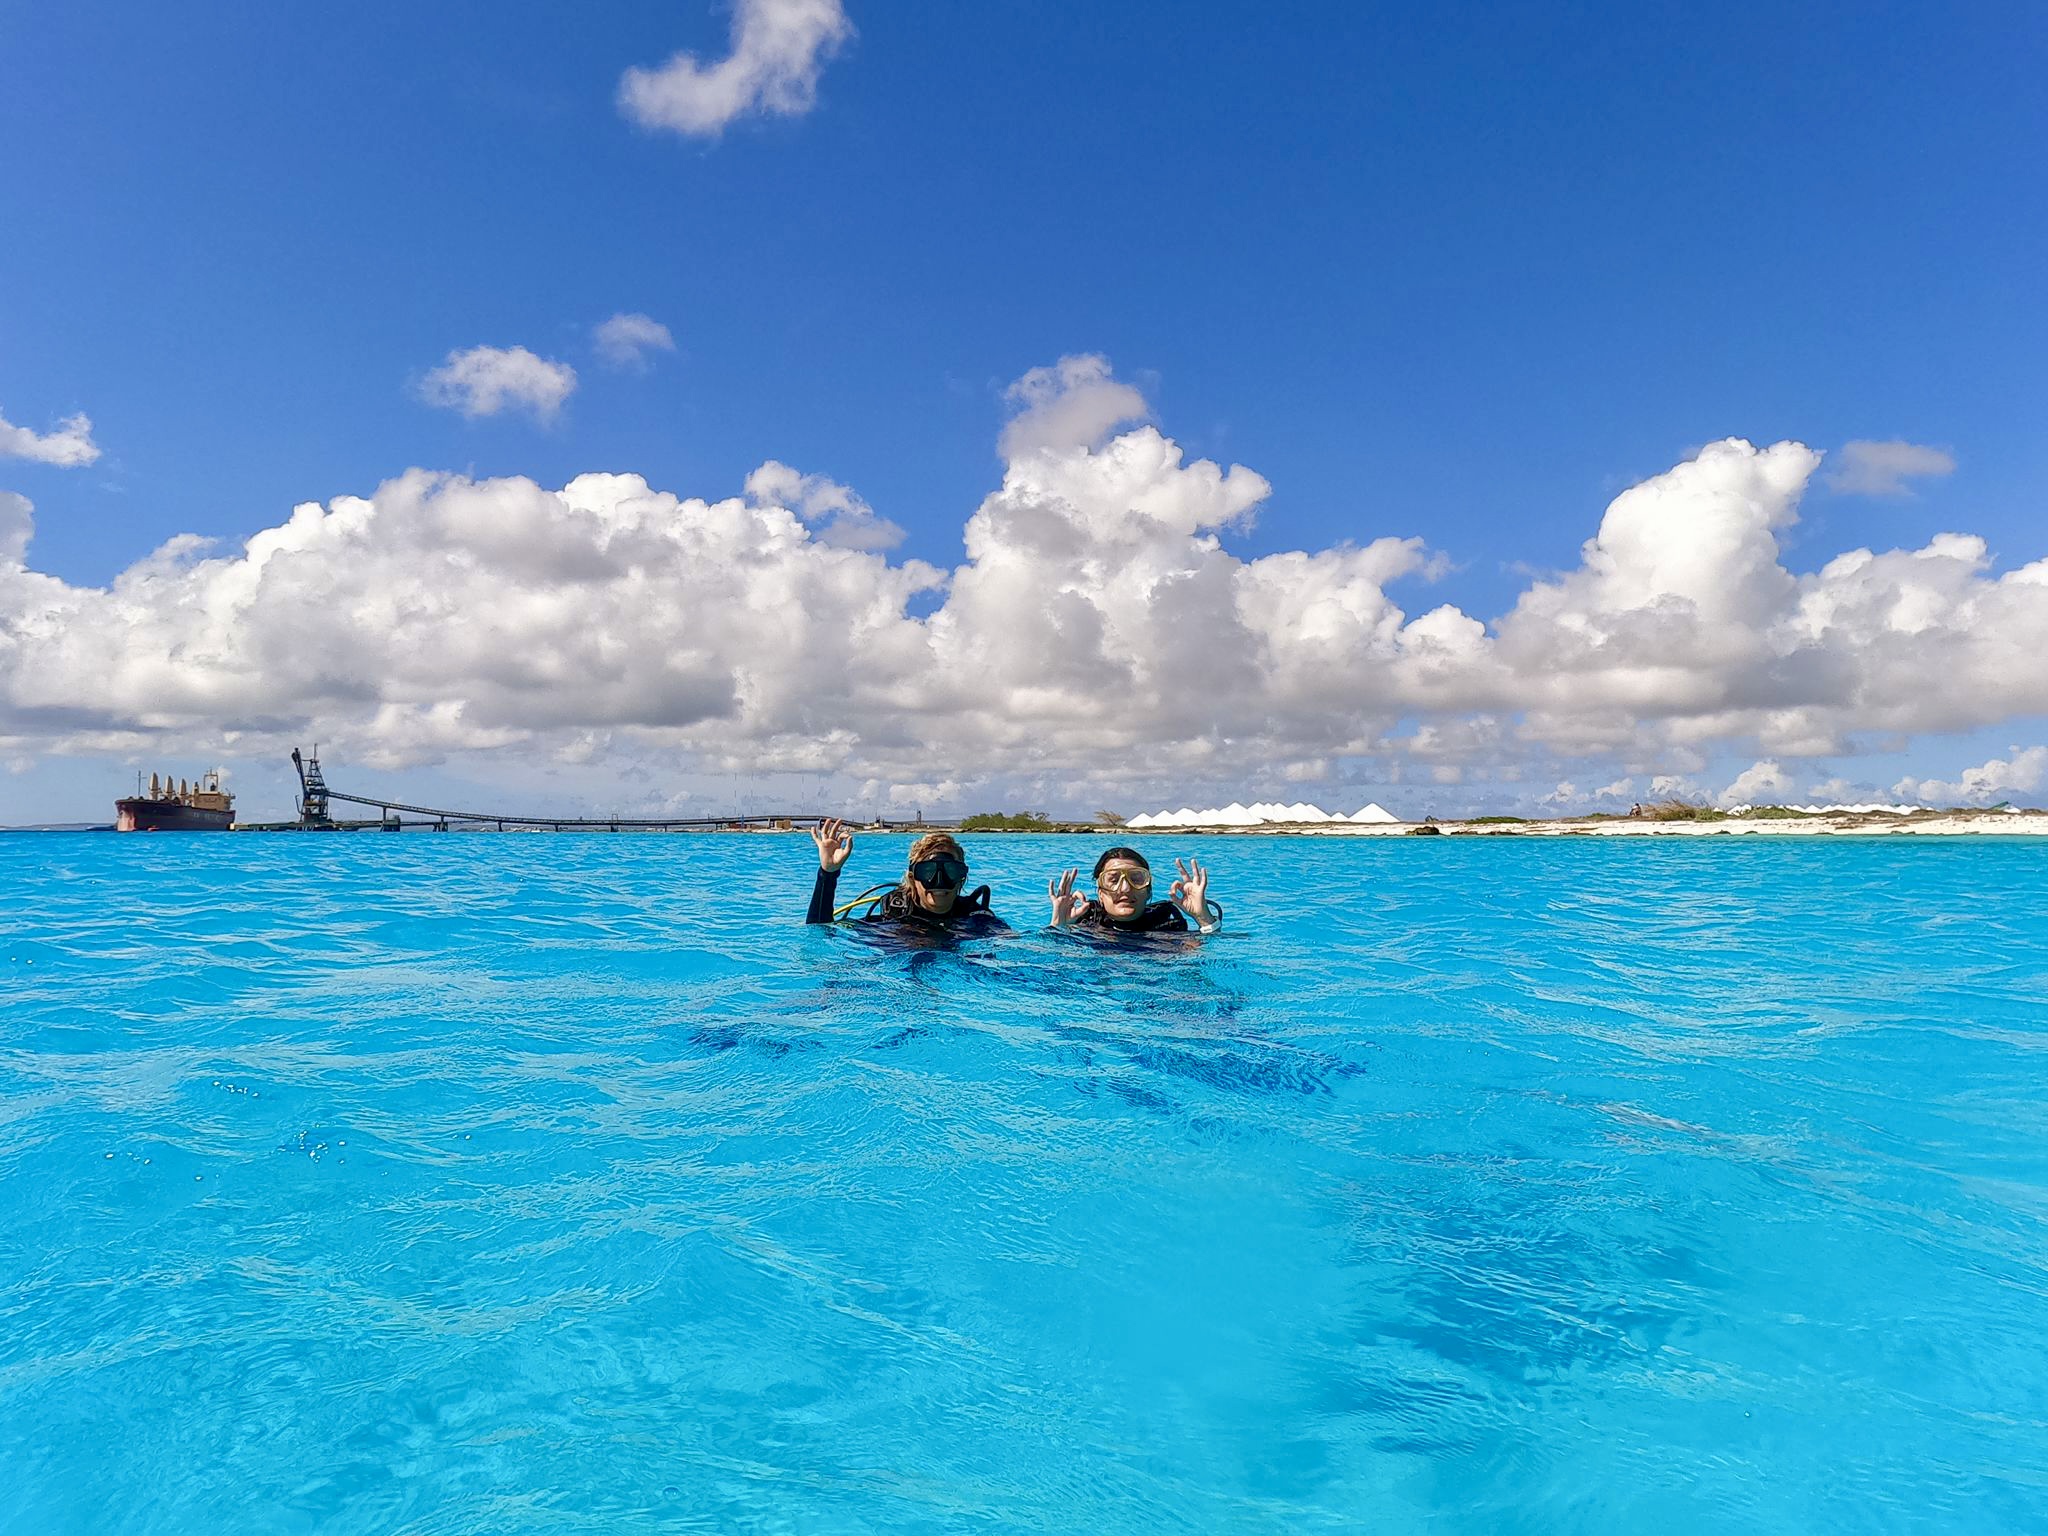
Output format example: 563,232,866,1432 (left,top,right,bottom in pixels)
115,770,235,831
